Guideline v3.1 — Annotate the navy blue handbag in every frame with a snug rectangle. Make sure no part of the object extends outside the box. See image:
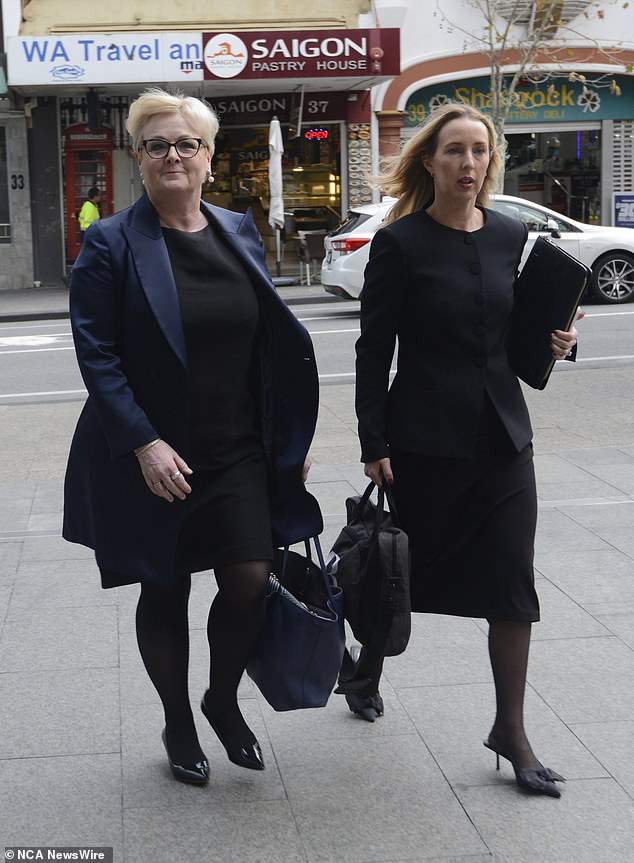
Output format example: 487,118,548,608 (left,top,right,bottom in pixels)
247,536,345,711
